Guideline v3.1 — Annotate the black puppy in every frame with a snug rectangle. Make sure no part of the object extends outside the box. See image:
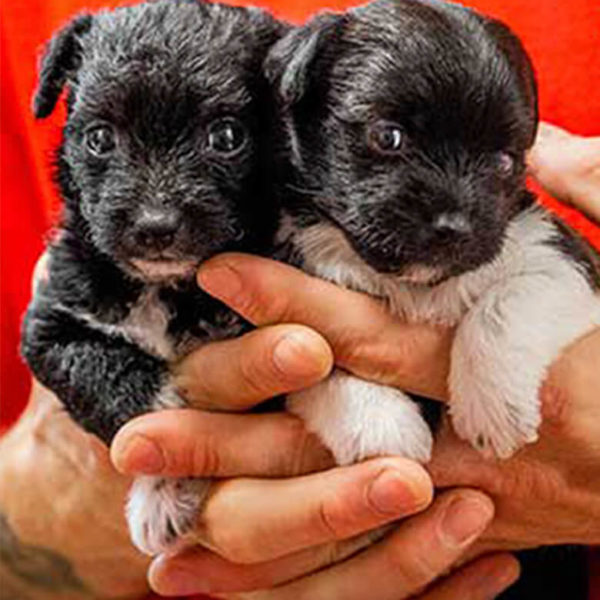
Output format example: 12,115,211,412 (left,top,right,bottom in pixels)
22,0,283,556
266,0,600,465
